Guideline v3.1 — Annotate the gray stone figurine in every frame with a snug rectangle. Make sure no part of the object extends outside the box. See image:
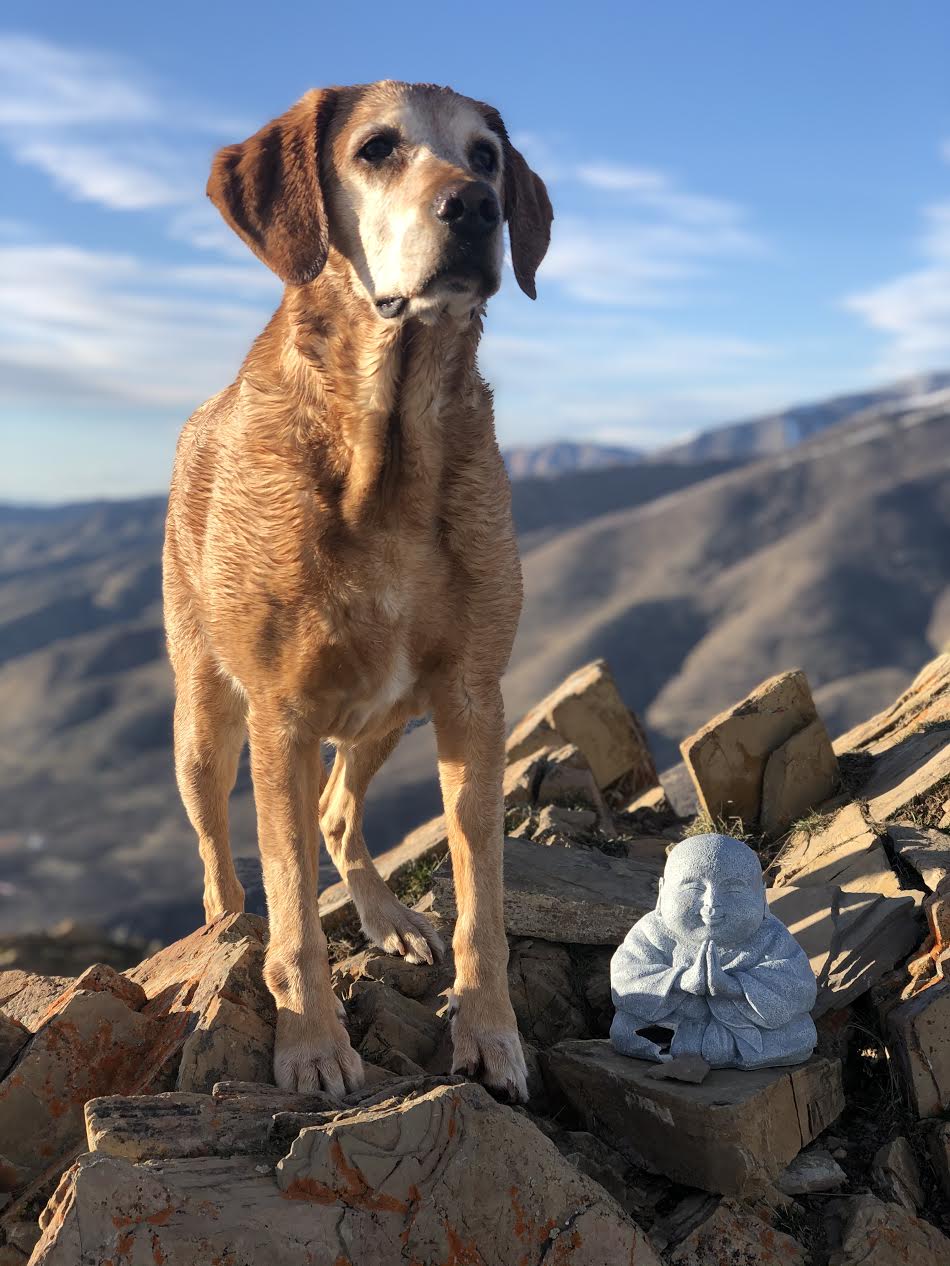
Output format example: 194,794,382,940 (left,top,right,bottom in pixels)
610,833,817,1069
